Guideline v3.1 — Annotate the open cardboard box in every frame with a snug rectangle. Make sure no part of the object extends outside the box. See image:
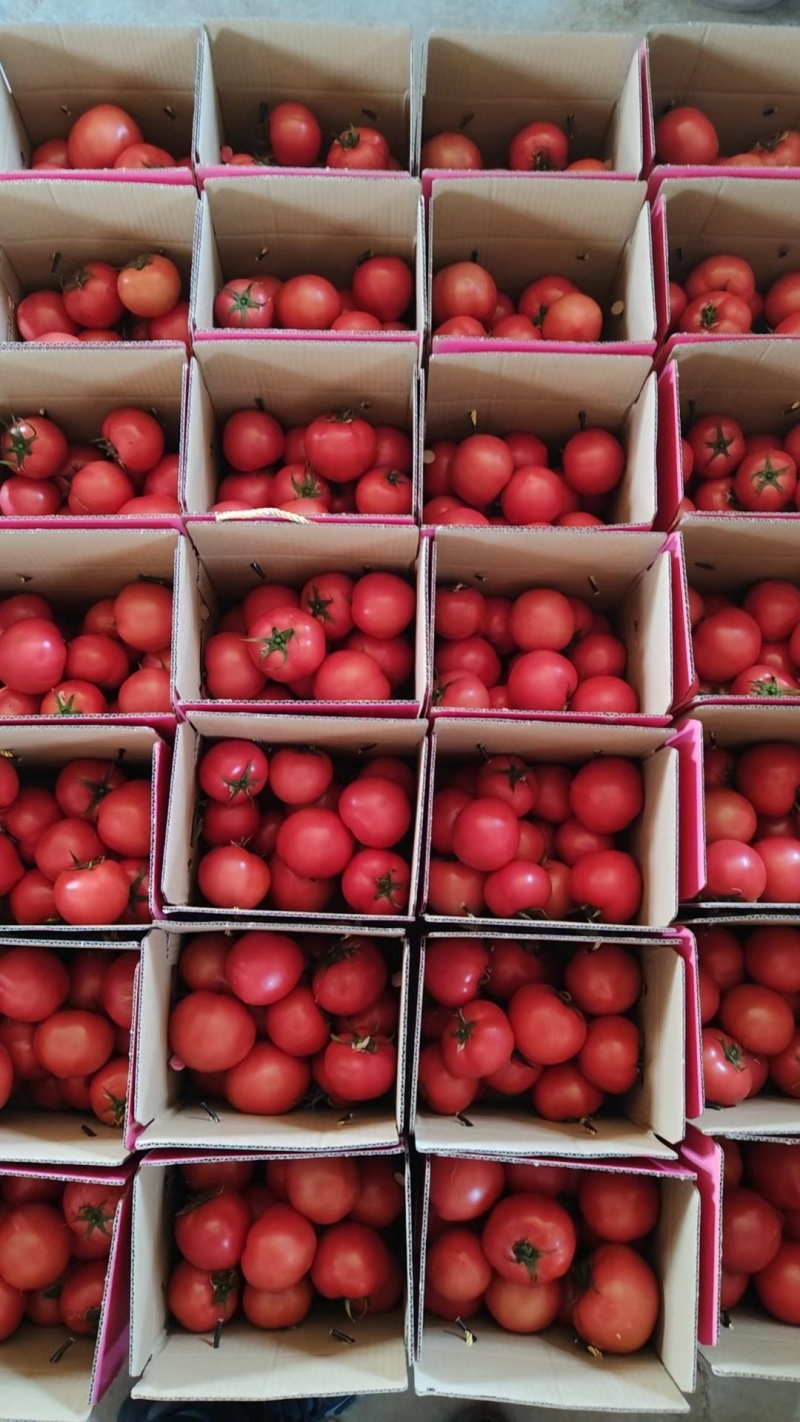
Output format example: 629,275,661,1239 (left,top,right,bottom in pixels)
191,176,424,342
0,526,178,729
411,929,699,1161
422,718,699,933
420,30,643,191
0,1159,132,1422
656,338,800,532
0,24,198,181
130,1146,411,1402
414,1152,699,1412
428,178,655,354
644,24,800,195
0,345,187,529
0,723,168,933
424,350,658,529
0,935,142,1168
680,519,800,710
182,340,420,522
133,924,409,1152
161,714,427,924
194,21,414,181
652,177,800,350
429,526,688,721
174,523,428,717
0,179,197,346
